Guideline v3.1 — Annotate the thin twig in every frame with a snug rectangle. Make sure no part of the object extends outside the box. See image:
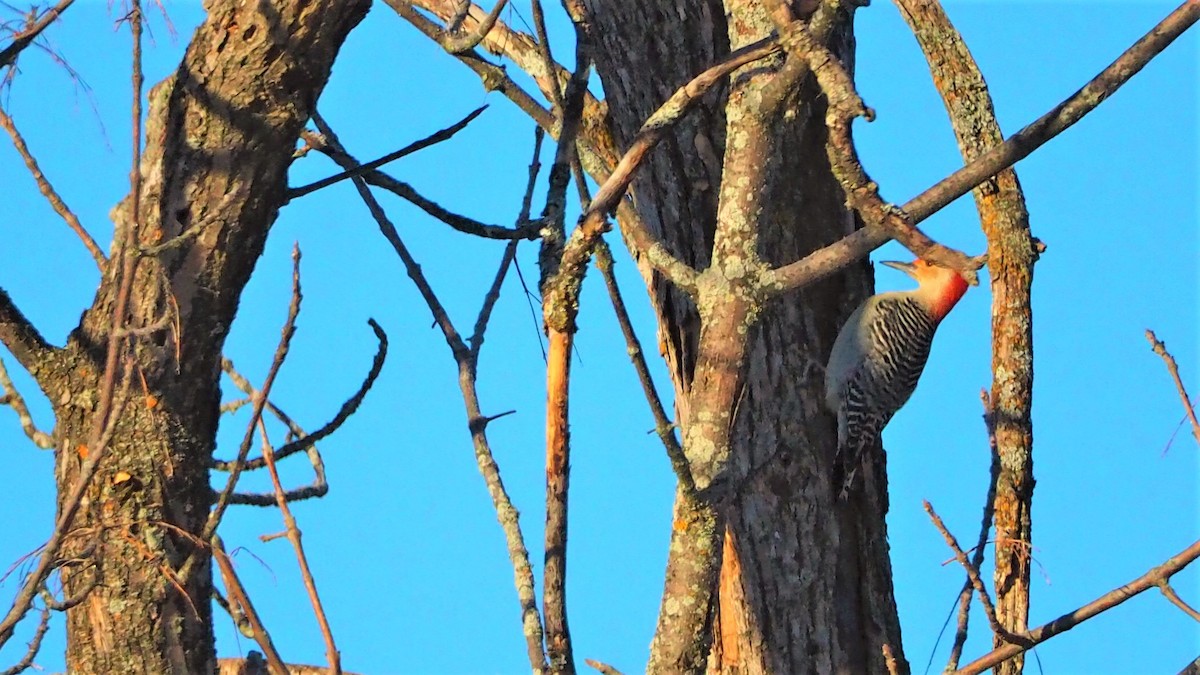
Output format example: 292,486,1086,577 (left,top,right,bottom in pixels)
212,322,387,473
318,115,549,673
529,0,561,111
944,391,1002,672
195,245,304,572
955,538,1200,674
924,501,1025,646
469,240,519,361
0,104,105,270
0,606,49,675
1146,330,1200,448
256,421,341,673
0,357,53,448
287,106,486,201
212,536,288,675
